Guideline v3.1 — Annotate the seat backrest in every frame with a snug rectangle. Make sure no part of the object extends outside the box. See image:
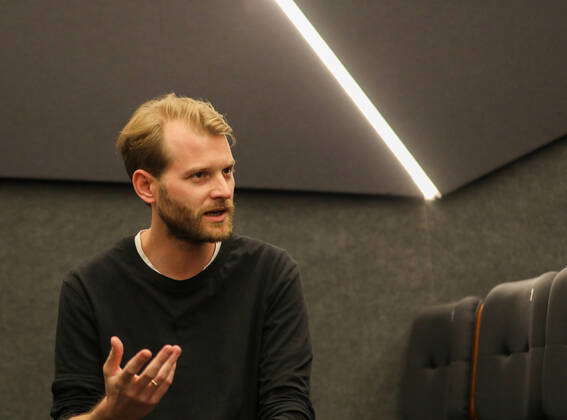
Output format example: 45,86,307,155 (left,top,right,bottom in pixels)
542,268,567,418
475,271,555,420
401,296,481,420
